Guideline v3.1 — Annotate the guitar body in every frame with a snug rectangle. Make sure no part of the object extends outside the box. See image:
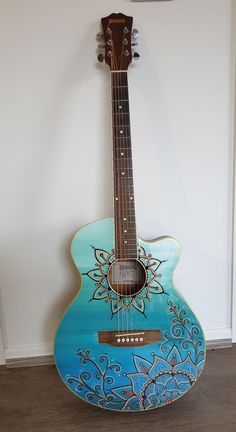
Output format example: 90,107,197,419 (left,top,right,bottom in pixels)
54,218,206,412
